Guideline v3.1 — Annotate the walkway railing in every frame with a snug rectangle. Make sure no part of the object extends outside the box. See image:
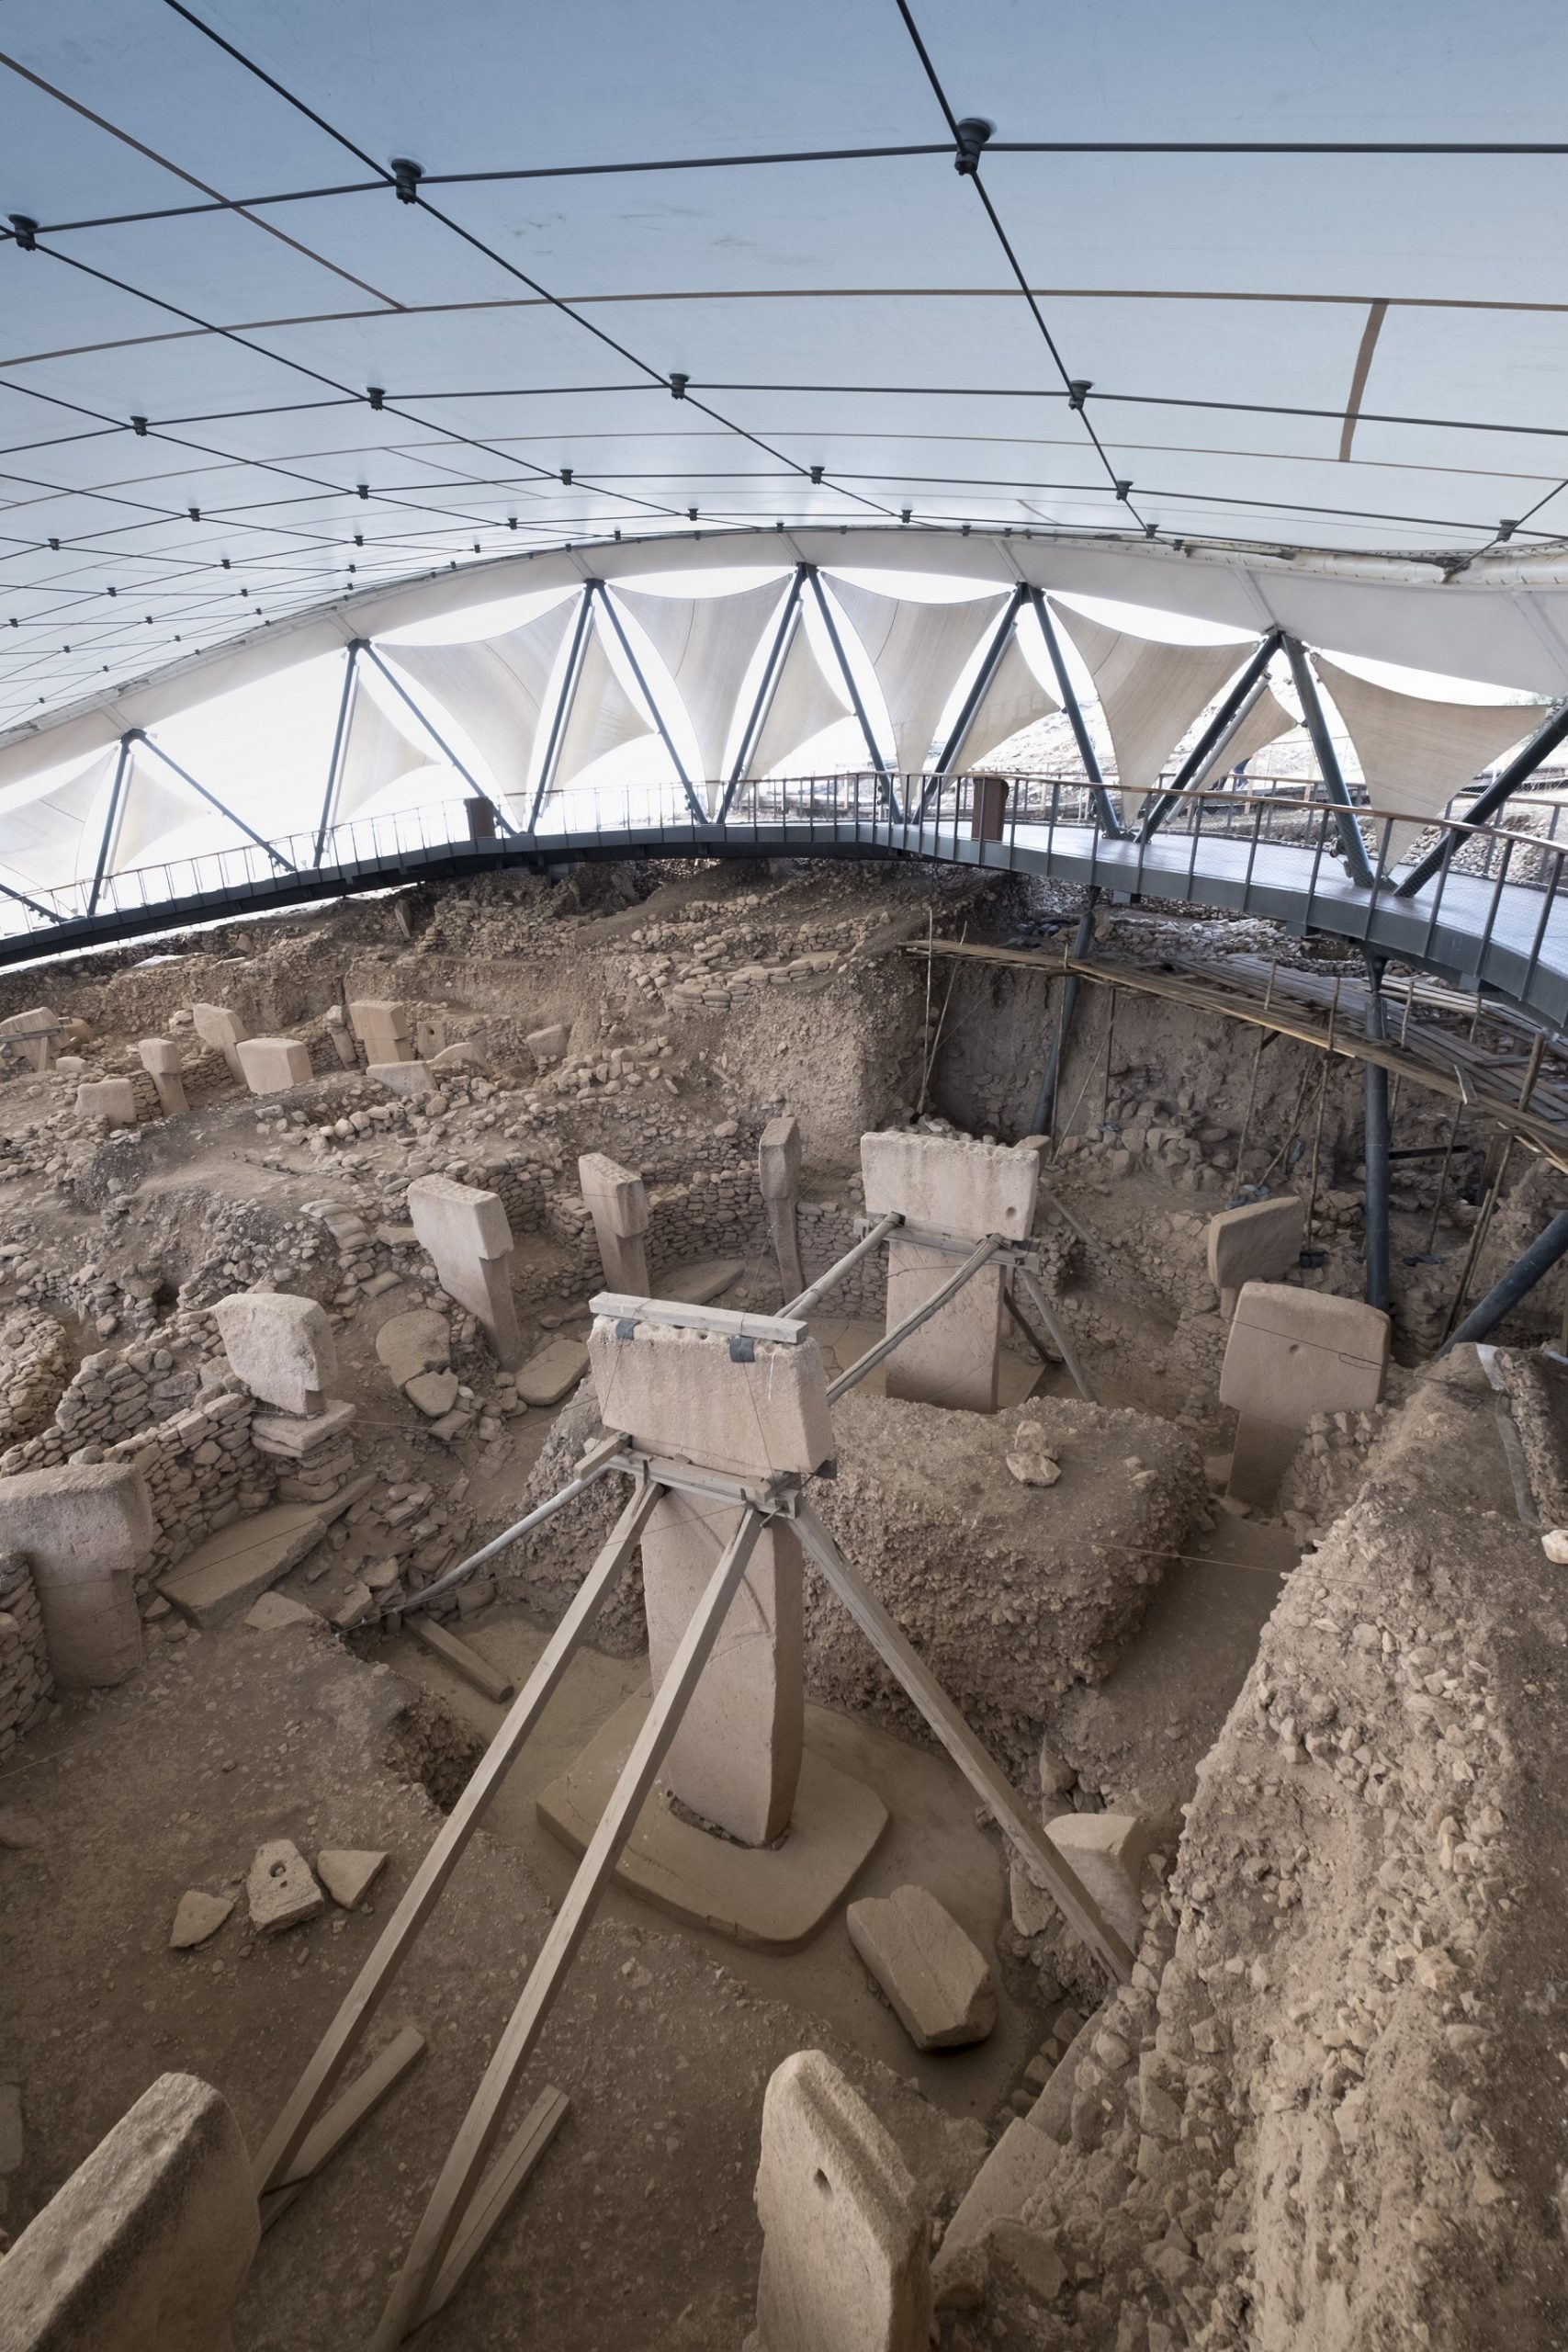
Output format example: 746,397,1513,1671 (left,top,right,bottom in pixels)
4,771,1568,1032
